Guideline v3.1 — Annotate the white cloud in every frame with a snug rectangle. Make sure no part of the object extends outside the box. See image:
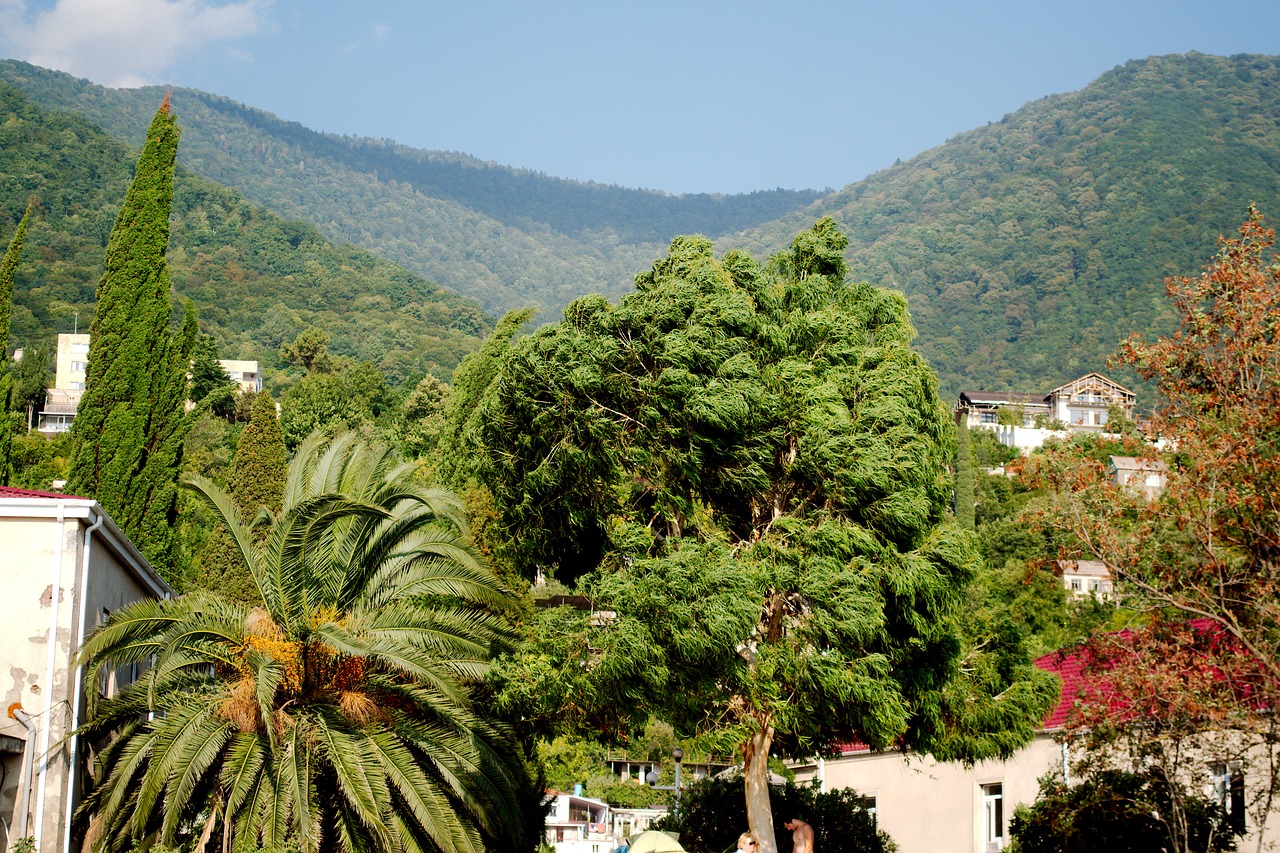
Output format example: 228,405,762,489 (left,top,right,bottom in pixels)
1,0,265,87
342,21,389,55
